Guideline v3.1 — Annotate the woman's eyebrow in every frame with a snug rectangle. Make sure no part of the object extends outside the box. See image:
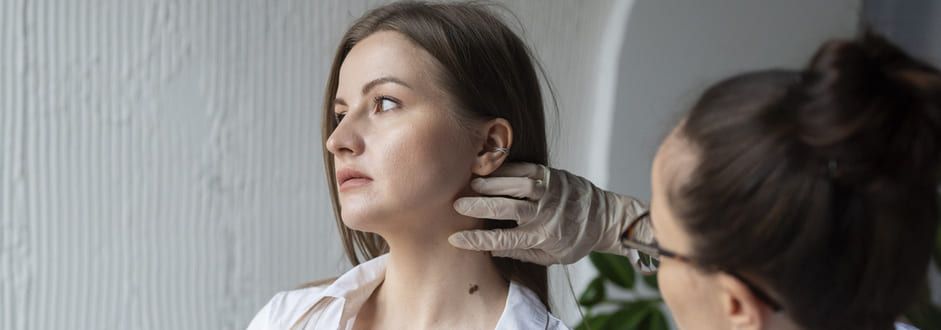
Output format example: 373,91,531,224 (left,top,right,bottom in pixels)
335,76,412,106
361,76,412,95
